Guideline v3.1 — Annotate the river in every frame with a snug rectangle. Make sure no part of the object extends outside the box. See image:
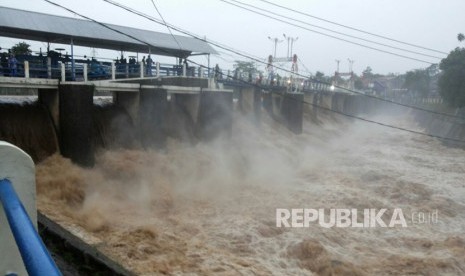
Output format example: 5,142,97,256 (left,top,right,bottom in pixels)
36,107,465,275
